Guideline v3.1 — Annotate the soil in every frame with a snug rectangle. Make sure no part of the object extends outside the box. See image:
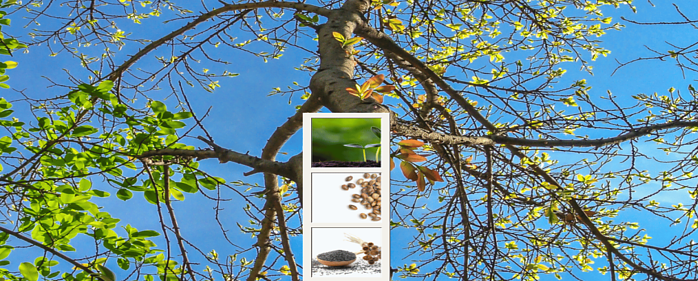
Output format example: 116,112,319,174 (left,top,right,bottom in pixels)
312,160,381,167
